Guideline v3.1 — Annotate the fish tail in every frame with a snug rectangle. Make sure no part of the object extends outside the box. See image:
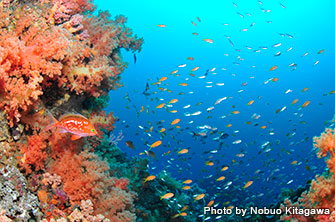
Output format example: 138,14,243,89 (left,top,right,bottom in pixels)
44,109,58,131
